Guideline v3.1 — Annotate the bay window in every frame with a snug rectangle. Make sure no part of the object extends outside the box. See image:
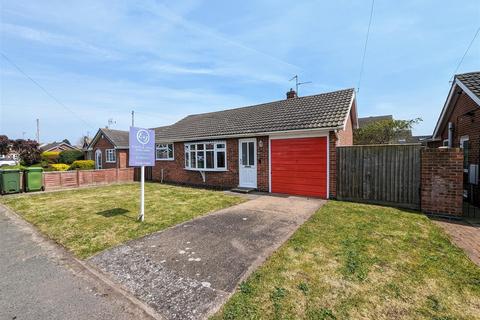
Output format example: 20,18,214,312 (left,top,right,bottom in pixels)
185,141,227,171
156,143,174,160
